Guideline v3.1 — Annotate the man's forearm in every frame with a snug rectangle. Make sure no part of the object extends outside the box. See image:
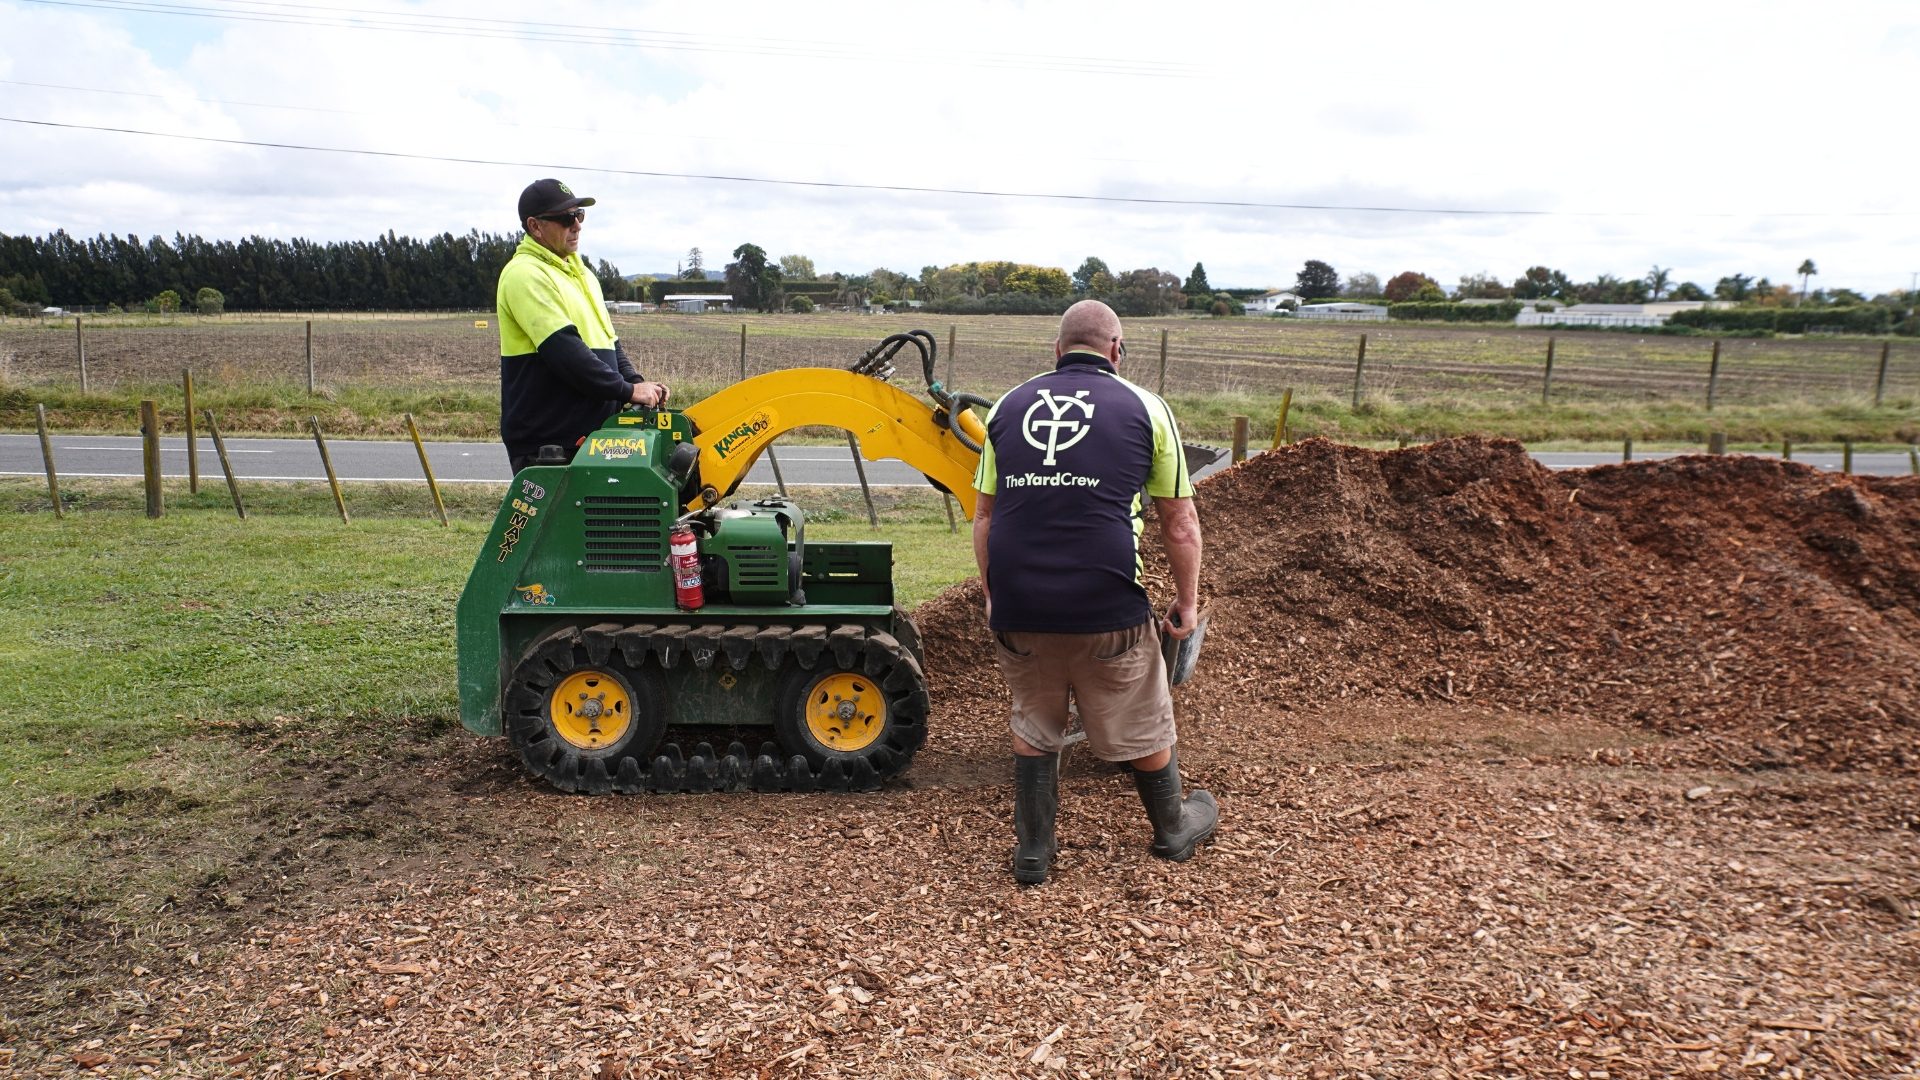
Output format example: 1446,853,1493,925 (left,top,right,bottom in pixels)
971,496,994,604
1157,499,1202,608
